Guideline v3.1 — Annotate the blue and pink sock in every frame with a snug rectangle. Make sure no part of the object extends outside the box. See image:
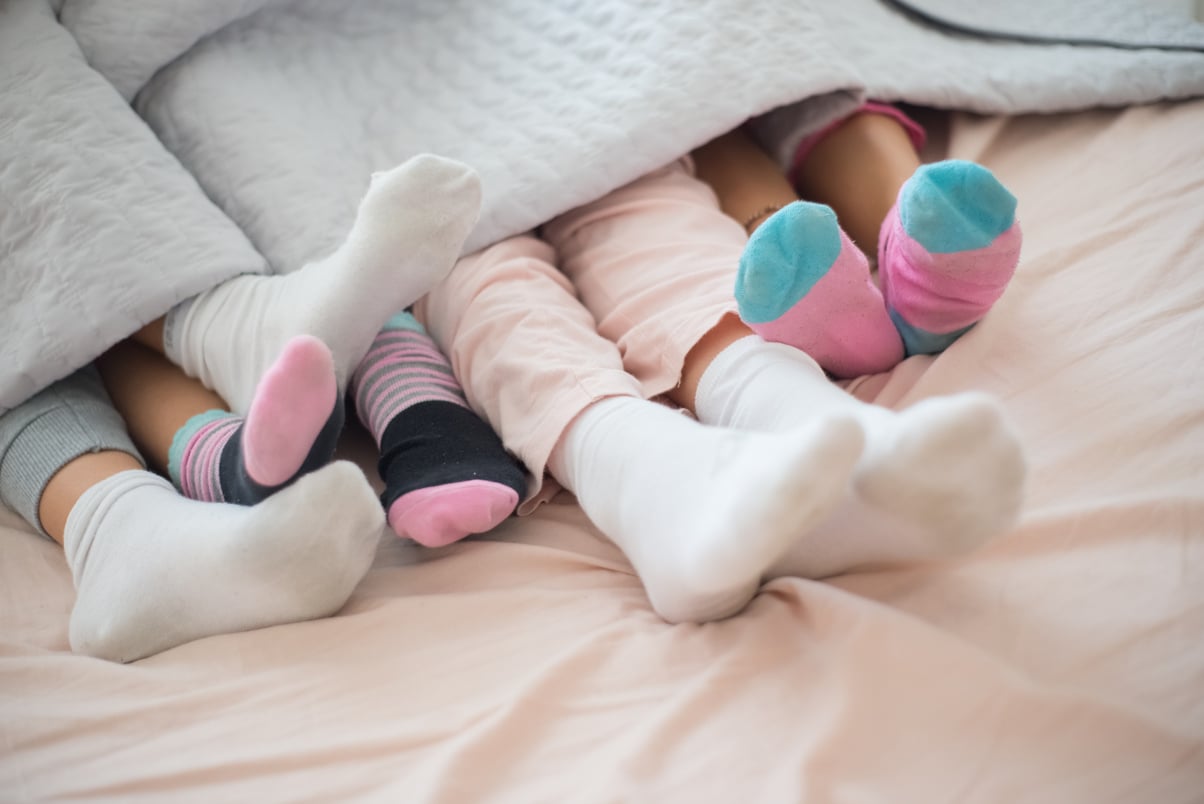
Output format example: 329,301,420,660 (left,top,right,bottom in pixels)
735,201,903,377
878,160,1021,355
735,160,1020,376
168,335,344,504
350,312,526,547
